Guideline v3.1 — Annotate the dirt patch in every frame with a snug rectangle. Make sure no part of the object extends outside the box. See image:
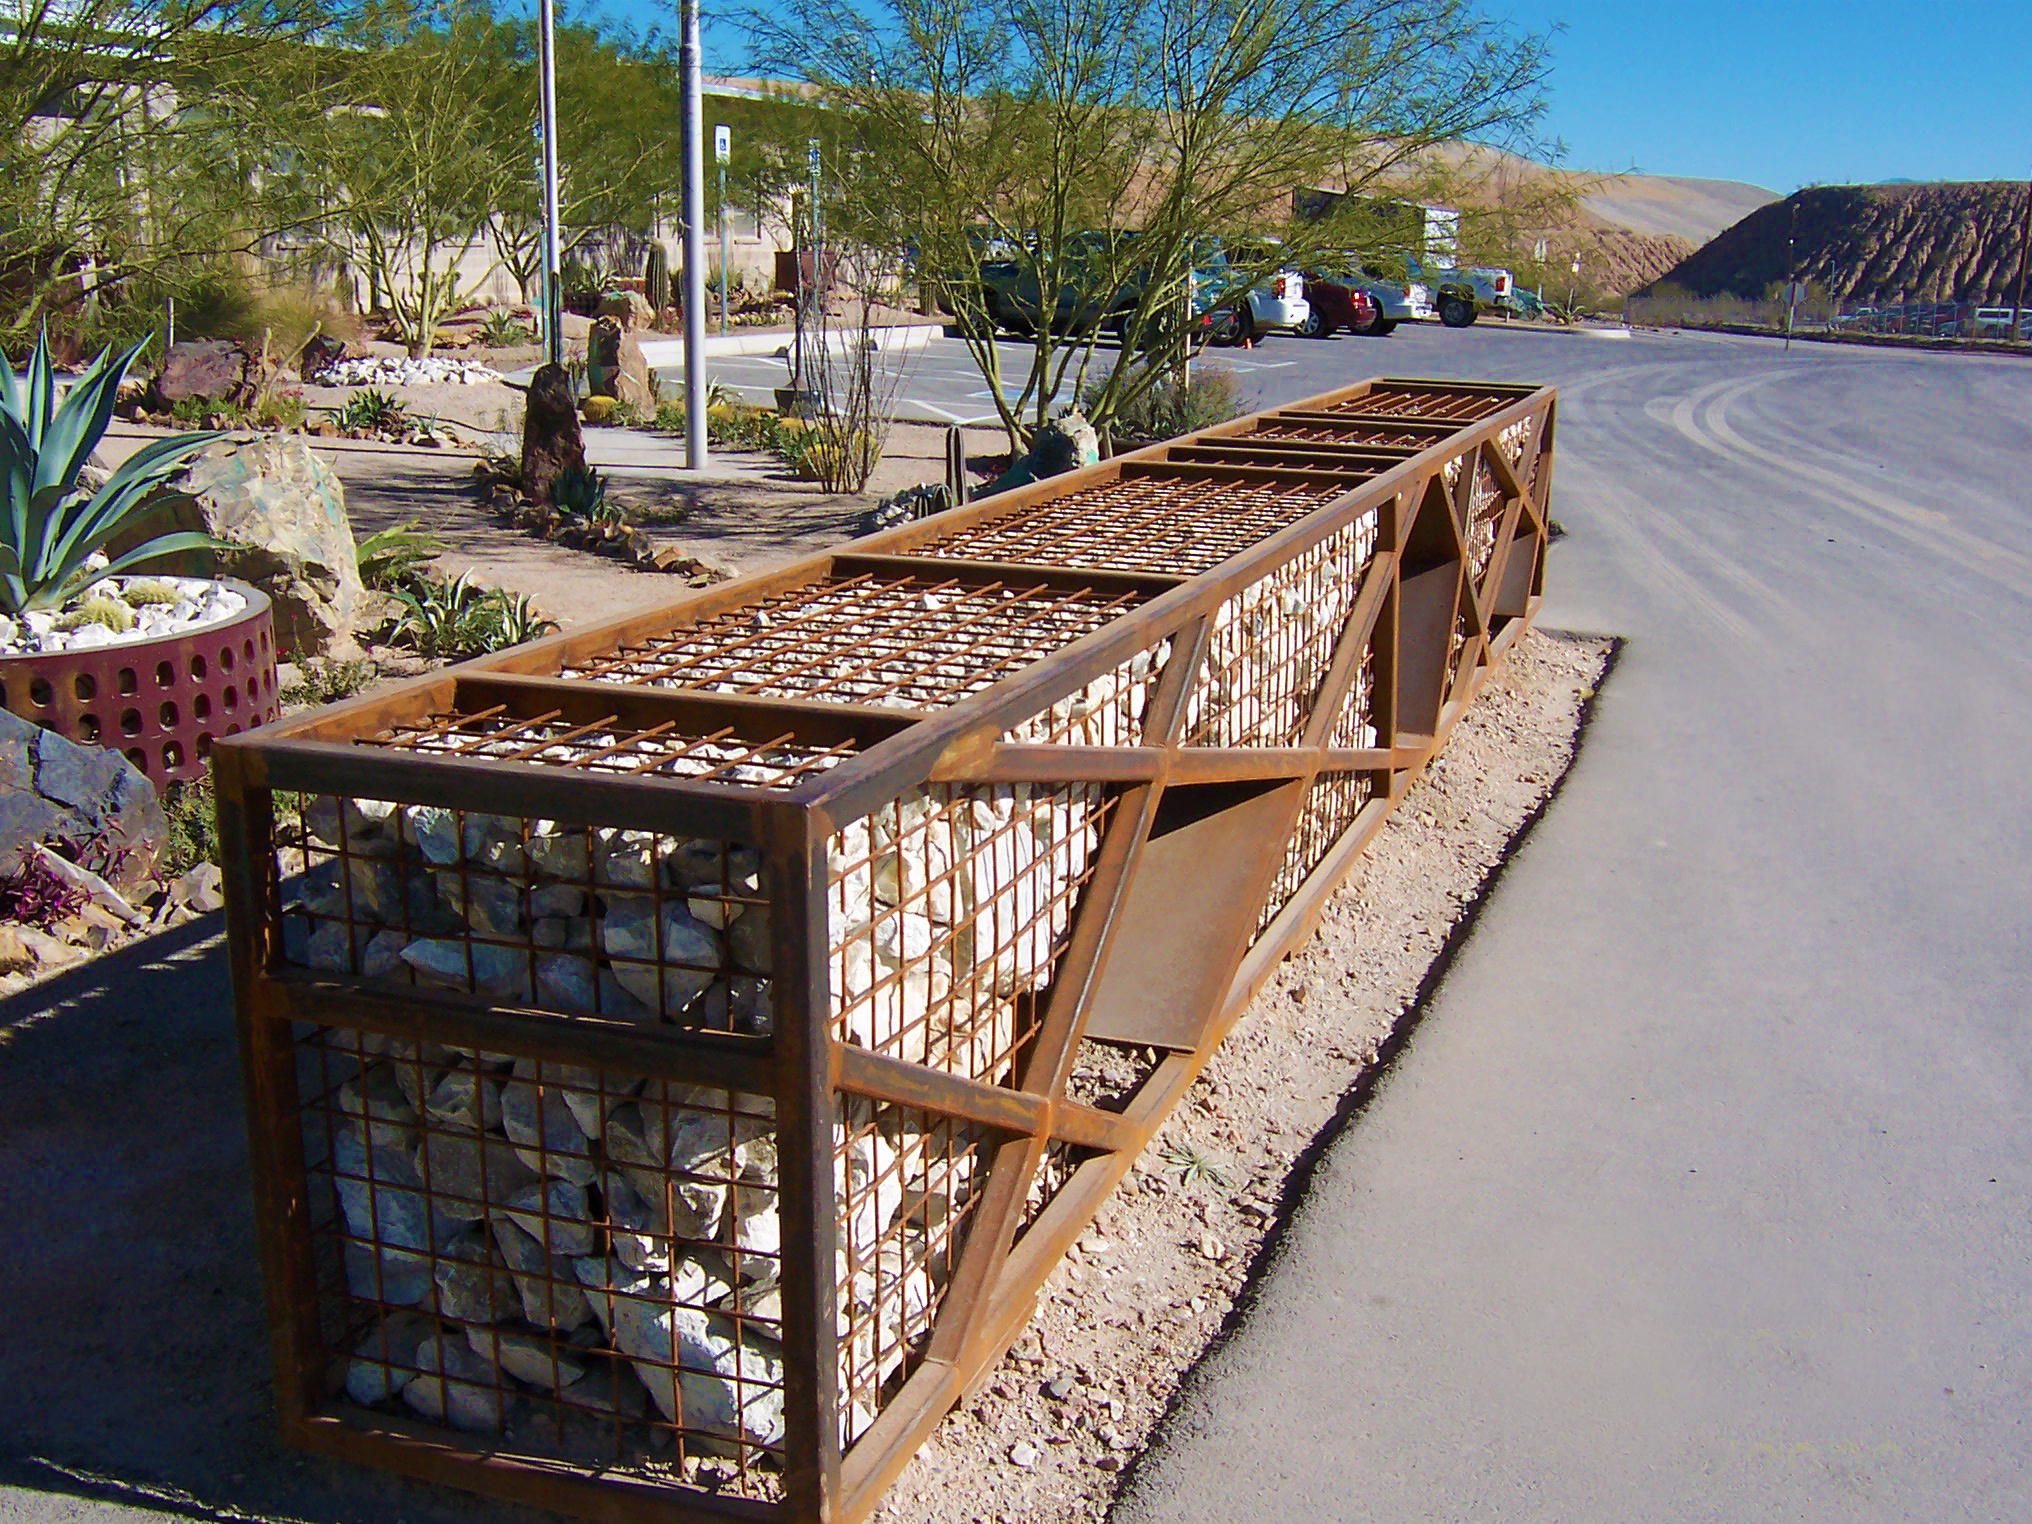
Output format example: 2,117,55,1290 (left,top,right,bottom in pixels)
869,629,1614,1524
